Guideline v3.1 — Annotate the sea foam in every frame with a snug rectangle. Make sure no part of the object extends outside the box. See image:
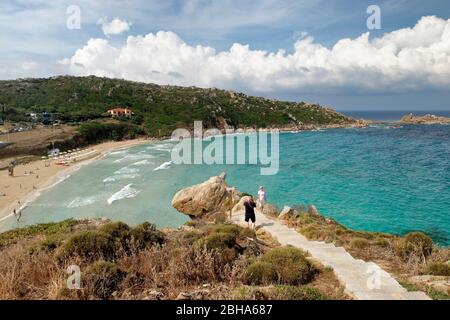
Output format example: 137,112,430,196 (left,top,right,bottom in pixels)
67,196,98,208
107,184,140,205
153,160,173,171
